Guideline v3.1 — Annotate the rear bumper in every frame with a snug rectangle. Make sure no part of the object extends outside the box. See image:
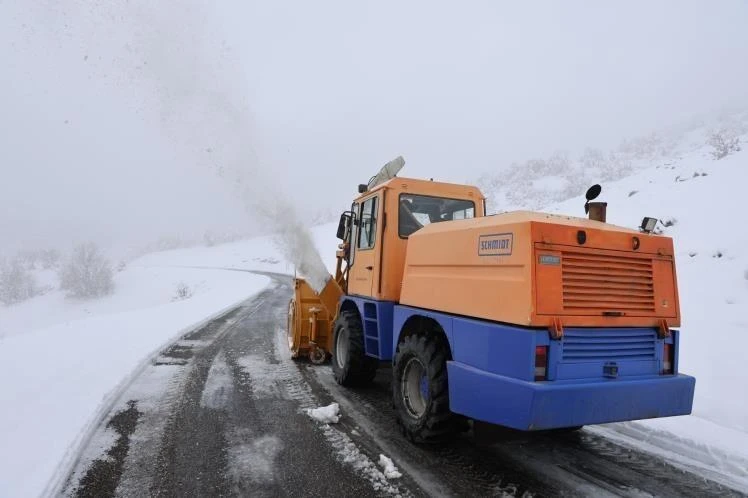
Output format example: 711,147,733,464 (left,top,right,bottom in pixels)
447,362,695,430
